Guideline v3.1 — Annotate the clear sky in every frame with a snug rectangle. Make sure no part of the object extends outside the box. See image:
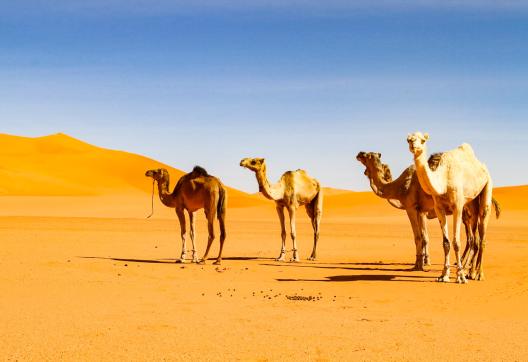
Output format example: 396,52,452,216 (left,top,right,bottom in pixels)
1,1,527,192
